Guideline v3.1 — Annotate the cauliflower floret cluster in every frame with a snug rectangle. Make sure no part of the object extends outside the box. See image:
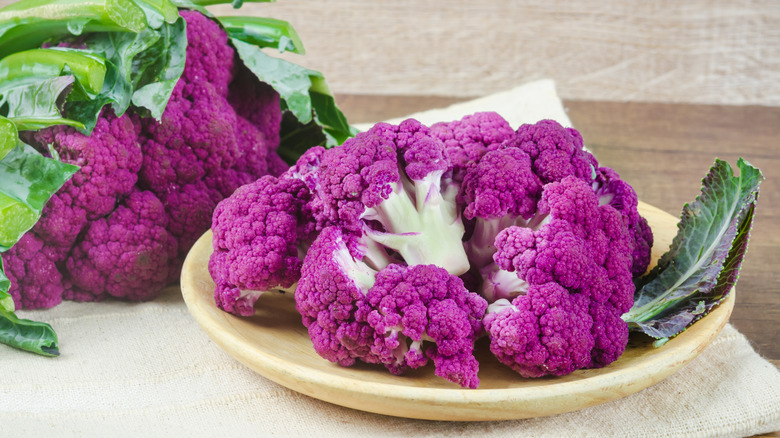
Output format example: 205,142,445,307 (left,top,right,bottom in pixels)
210,113,653,388
3,10,286,309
